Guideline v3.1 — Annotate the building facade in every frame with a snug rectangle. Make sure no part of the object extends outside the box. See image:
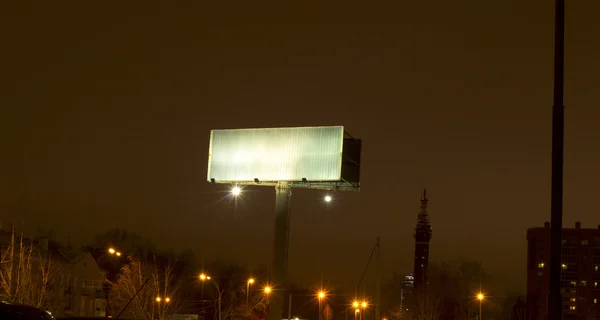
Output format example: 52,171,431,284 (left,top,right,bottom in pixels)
0,229,106,317
45,239,107,318
526,222,600,320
